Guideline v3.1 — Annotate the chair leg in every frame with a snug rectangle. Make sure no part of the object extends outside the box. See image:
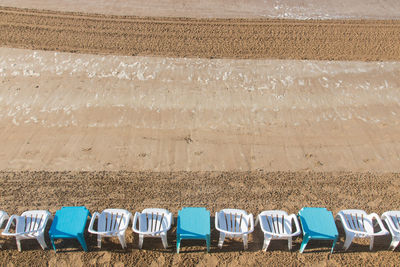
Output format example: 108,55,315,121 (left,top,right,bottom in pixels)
389,238,400,251
77,234,88,252
118,234,127,249
218,232,225,249
97,235,102,248
37,235,47,250
262,235,271,251
369,236,374,251
138,234,144,249
206,234,210,253
161,233,168,249
16,238,22,252
288,237,292,251
330,237,337,254
243,234,248,250
176,235,181,254
299,235,310,253
343,233,354,251
50,238,57,252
